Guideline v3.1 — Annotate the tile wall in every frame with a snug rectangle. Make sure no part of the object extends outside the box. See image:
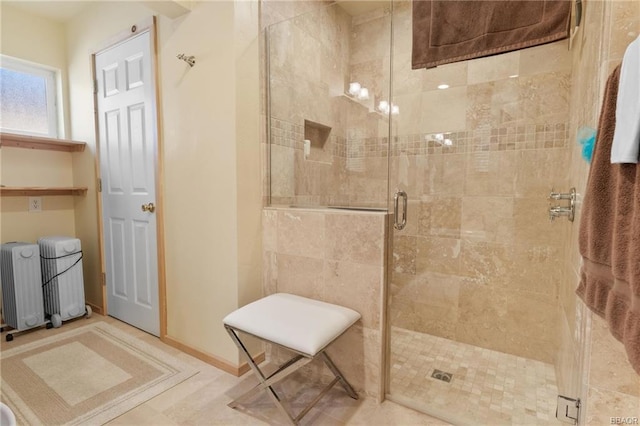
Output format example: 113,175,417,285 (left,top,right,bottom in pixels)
267,3,391,208
260,0,389,401
262,207,388,399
